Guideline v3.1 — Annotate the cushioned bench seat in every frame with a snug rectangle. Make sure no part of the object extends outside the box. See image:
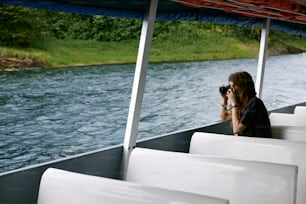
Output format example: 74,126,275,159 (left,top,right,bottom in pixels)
38,168,229,204
189,132,306,204
269,112,306,126
269,112,306,142
294,106,306,115
126,147,297,204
